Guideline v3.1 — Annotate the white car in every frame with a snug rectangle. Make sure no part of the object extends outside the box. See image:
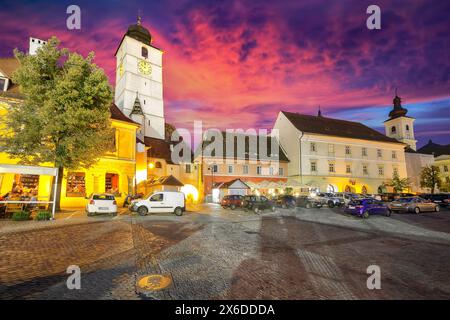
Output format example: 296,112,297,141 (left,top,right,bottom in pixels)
86,194,118,216
130,191,186,216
